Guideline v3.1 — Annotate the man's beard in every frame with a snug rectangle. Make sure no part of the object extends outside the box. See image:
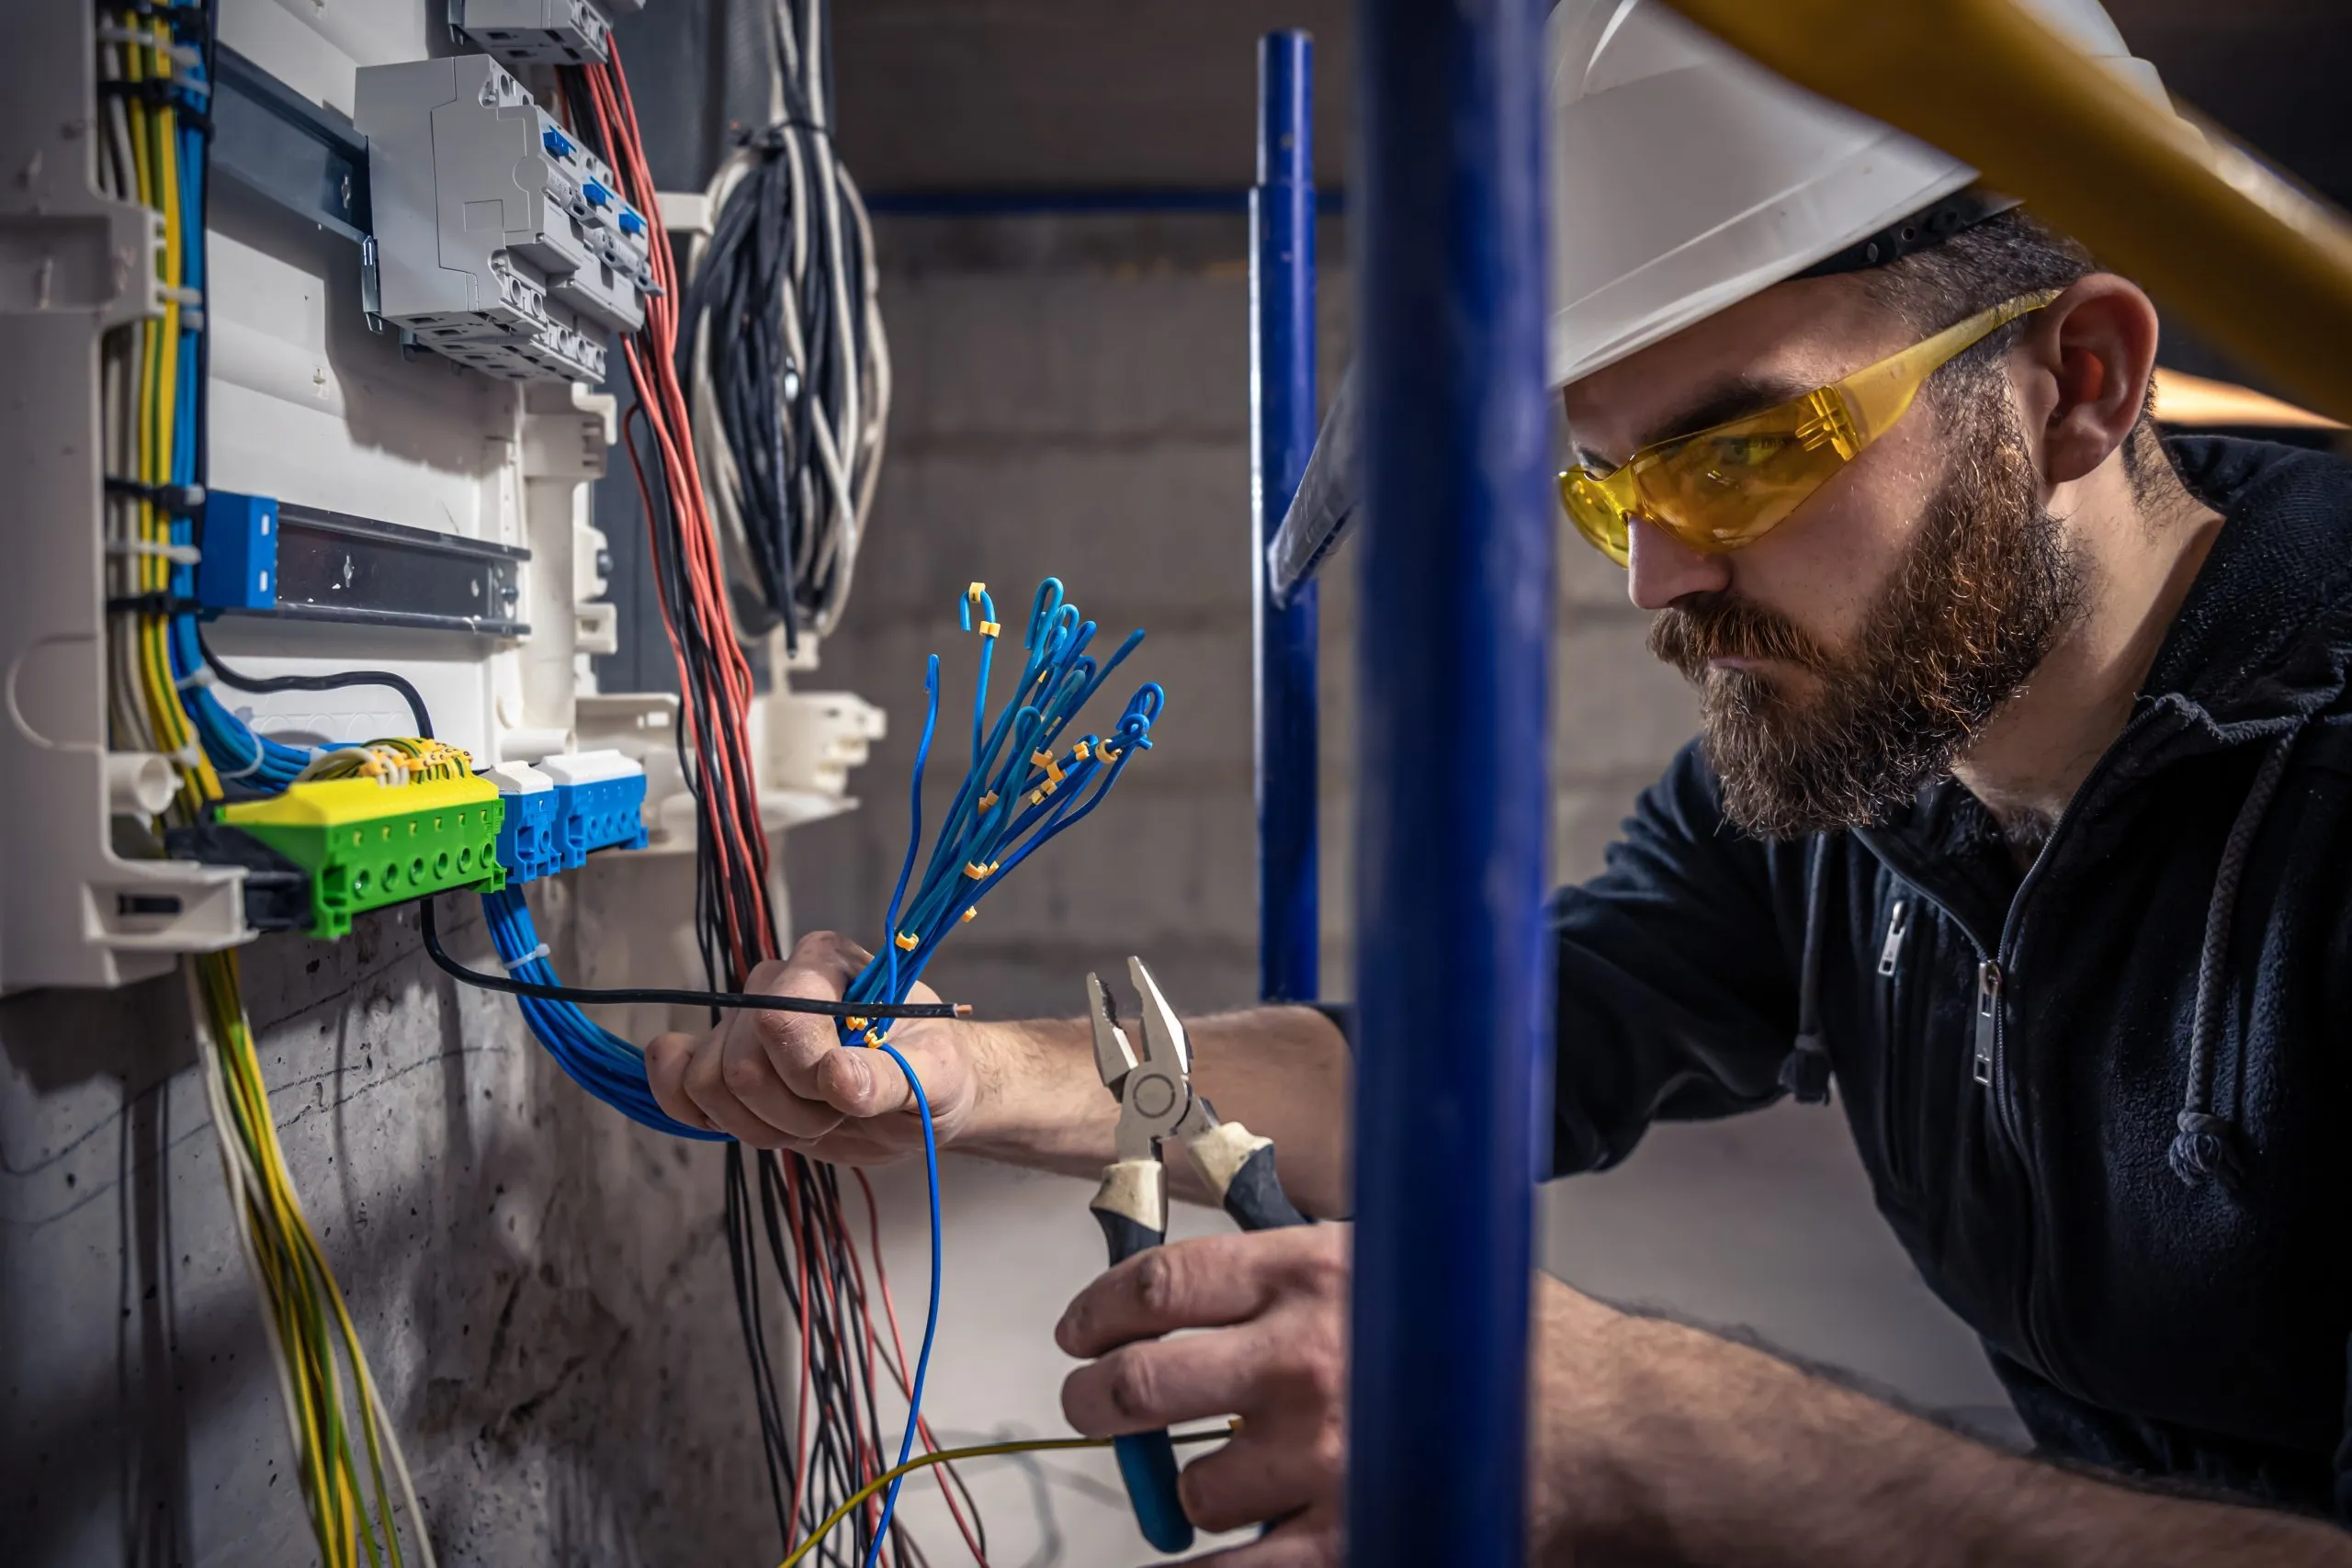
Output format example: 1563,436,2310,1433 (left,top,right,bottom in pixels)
1646,388,2084,840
